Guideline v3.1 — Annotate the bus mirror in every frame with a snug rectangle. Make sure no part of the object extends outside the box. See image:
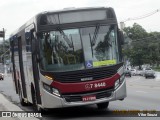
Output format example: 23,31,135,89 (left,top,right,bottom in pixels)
118,30,124,45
